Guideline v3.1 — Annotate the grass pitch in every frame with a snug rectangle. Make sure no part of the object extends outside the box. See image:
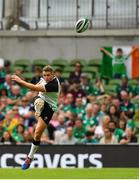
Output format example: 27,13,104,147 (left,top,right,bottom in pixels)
0,168,139,179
